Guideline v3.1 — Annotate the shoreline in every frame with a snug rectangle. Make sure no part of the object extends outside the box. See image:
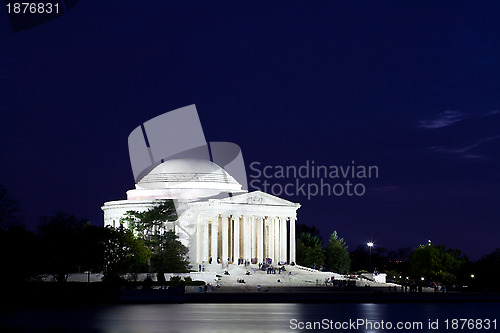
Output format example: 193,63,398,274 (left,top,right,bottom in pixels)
123,288,500,304
3,283,500,307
